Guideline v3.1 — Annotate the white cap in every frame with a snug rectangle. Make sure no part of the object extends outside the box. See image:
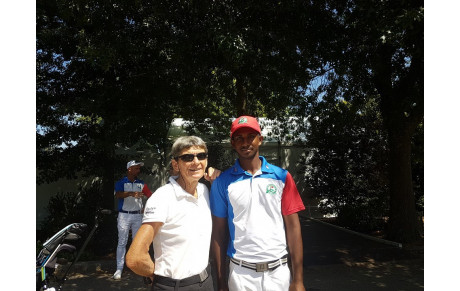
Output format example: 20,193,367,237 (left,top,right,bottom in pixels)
127,160,144,169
